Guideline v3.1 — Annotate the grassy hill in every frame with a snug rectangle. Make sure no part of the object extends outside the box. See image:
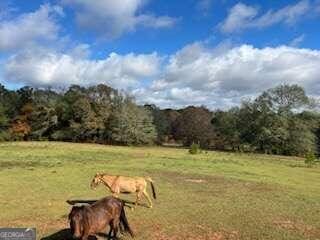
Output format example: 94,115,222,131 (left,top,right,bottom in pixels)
0,142,319,239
